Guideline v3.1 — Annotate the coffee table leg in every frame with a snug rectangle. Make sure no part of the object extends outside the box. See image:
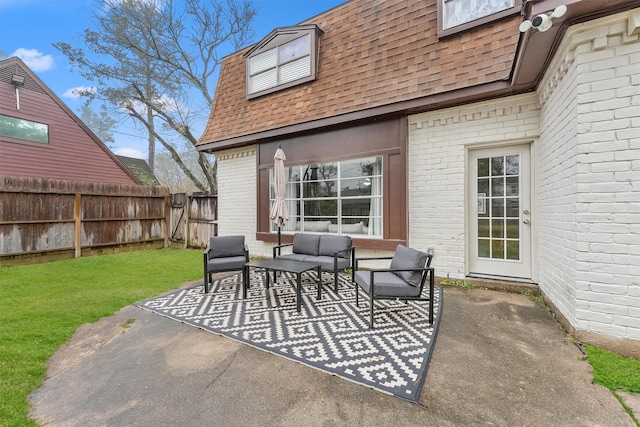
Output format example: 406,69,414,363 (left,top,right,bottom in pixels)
243,266,248,299
316,266,322,300
296,272,302,312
